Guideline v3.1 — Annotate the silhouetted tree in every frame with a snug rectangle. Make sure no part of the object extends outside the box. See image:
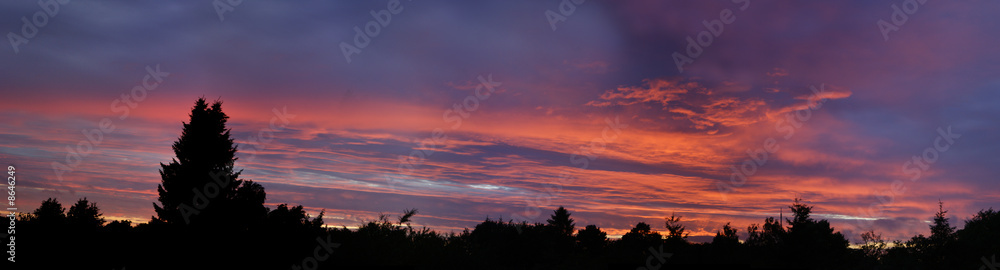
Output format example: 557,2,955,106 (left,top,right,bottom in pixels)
712,222,739,247
859,230,887,261
957,208,1000,253
577,224,607,253
67,197,105,230
782,198,849,267
398,208,417,226
265,203,325,231
255,203,329,267
152,98,266,230
105,220,132,233
664,212,688,243
546,206,575,237
622,222,662,247
746,217,784,248
464,218,551,268
952,208,1000,269
929,200,956,246
709,222,743,264
907,200,959,267
20,197,116,268
33,198,66,227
